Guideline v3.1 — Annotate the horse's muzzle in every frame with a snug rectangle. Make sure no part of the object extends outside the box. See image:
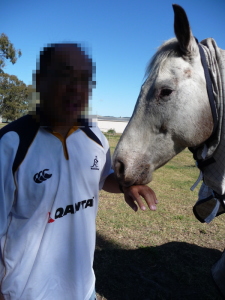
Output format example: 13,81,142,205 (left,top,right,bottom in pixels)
113,156,151,187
